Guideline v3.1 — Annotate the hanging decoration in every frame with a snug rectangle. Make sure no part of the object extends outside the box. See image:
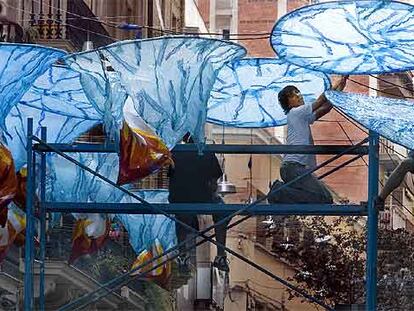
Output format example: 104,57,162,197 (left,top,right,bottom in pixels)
325,90,414,150
207,58,330,127
101,37,246,147
271,0,414,74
